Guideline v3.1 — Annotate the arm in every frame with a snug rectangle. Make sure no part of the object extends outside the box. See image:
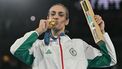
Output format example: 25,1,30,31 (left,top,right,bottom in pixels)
84,33,117,68
84,15,117,68
10,31,39,65
10,19,49,66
